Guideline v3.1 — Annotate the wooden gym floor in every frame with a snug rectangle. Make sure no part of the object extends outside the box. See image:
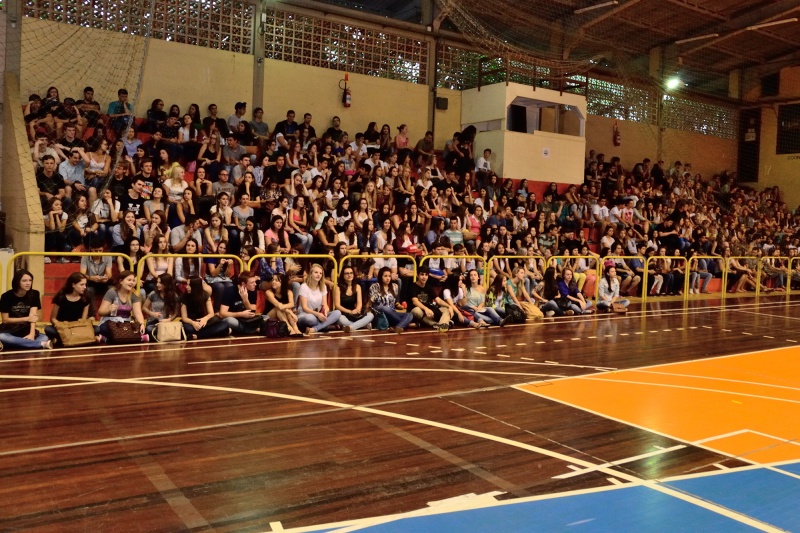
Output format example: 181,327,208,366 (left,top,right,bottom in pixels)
2,295,800,532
